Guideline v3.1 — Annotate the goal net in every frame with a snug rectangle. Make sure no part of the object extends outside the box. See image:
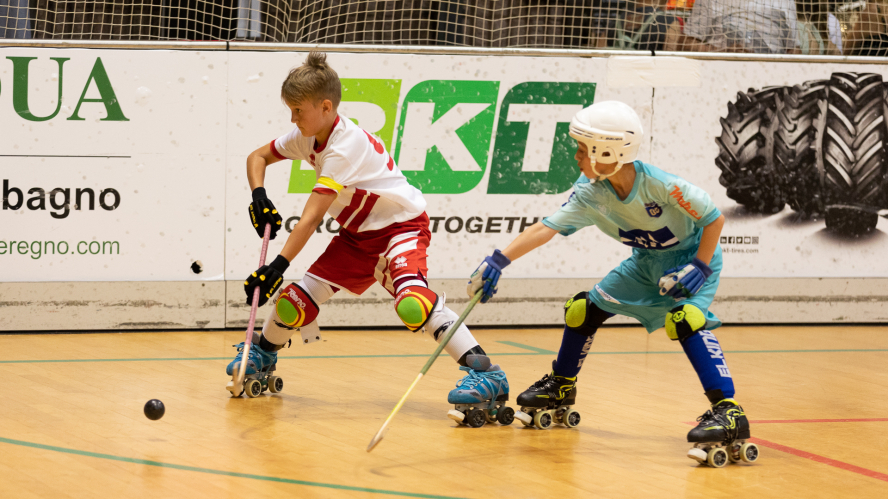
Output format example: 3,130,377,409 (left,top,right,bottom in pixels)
1,1,886,56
